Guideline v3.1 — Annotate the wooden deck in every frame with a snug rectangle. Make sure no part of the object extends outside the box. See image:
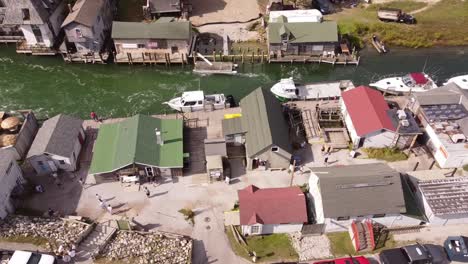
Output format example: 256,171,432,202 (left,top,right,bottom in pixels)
269,54,360,65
